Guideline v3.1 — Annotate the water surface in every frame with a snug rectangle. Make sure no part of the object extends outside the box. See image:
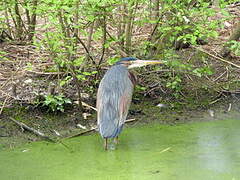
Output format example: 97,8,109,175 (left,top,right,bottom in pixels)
1,114,240,180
